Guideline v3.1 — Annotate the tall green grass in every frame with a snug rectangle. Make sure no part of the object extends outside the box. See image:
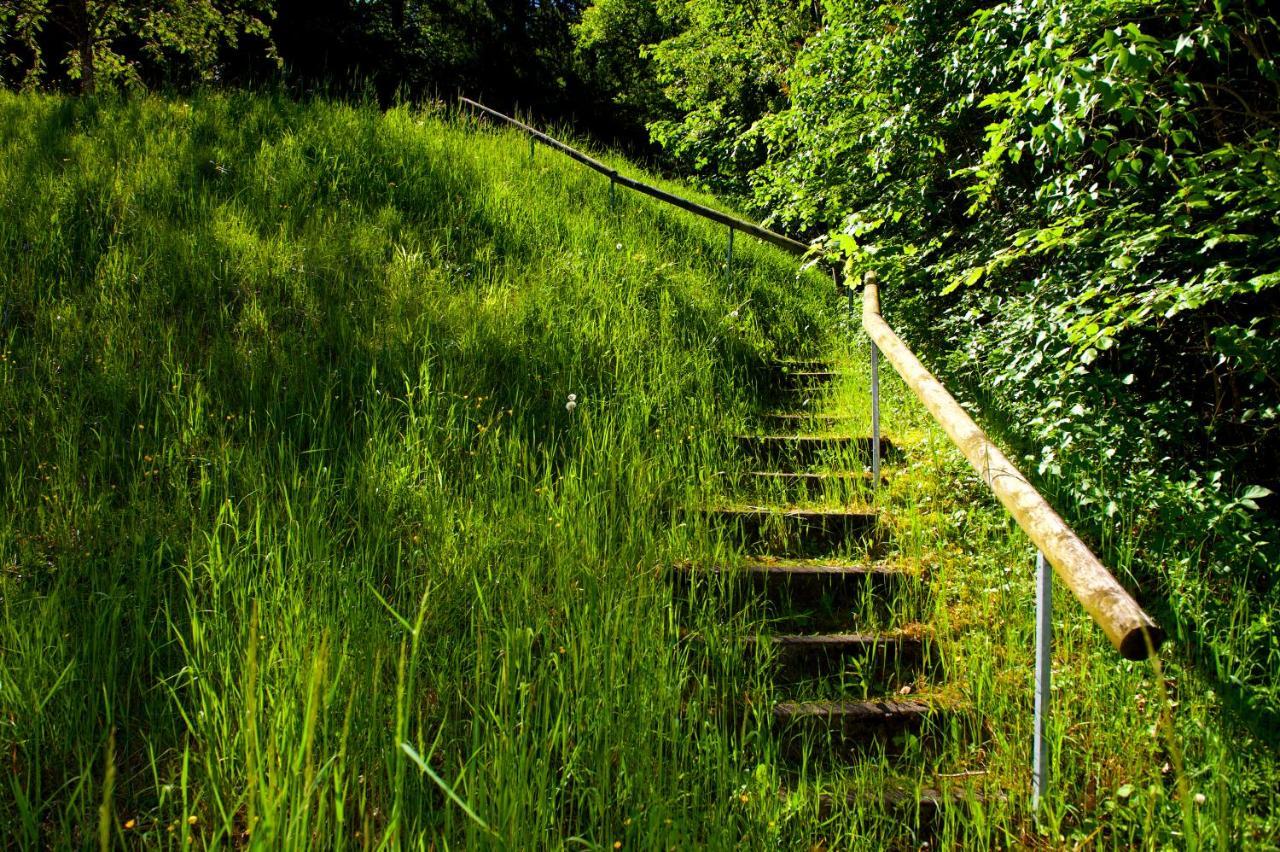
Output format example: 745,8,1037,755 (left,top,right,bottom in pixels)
0,89,829,847
1,90,1276,849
